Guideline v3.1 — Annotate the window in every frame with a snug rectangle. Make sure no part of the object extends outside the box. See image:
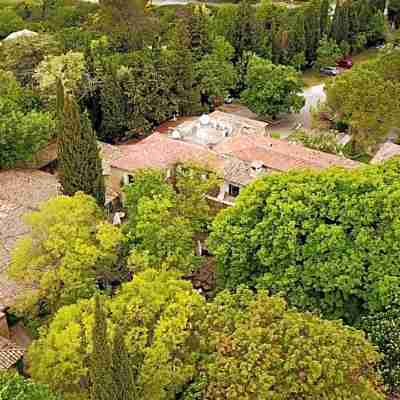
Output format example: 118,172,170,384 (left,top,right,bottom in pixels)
122,174,135,186
228,184,240,197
